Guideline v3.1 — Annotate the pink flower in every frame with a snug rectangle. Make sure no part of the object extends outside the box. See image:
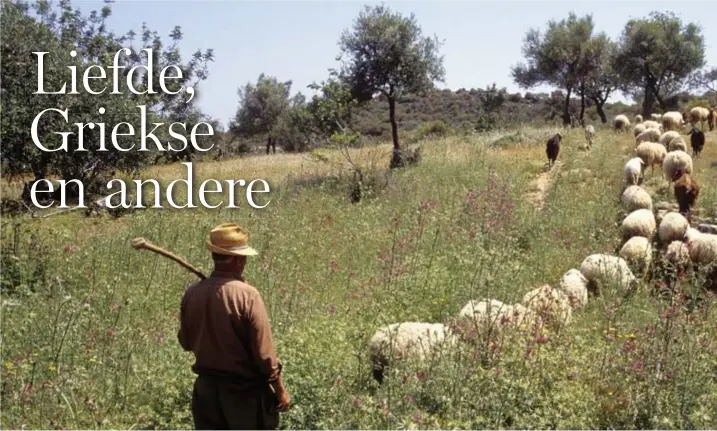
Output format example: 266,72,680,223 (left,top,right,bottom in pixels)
535,336,550,344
